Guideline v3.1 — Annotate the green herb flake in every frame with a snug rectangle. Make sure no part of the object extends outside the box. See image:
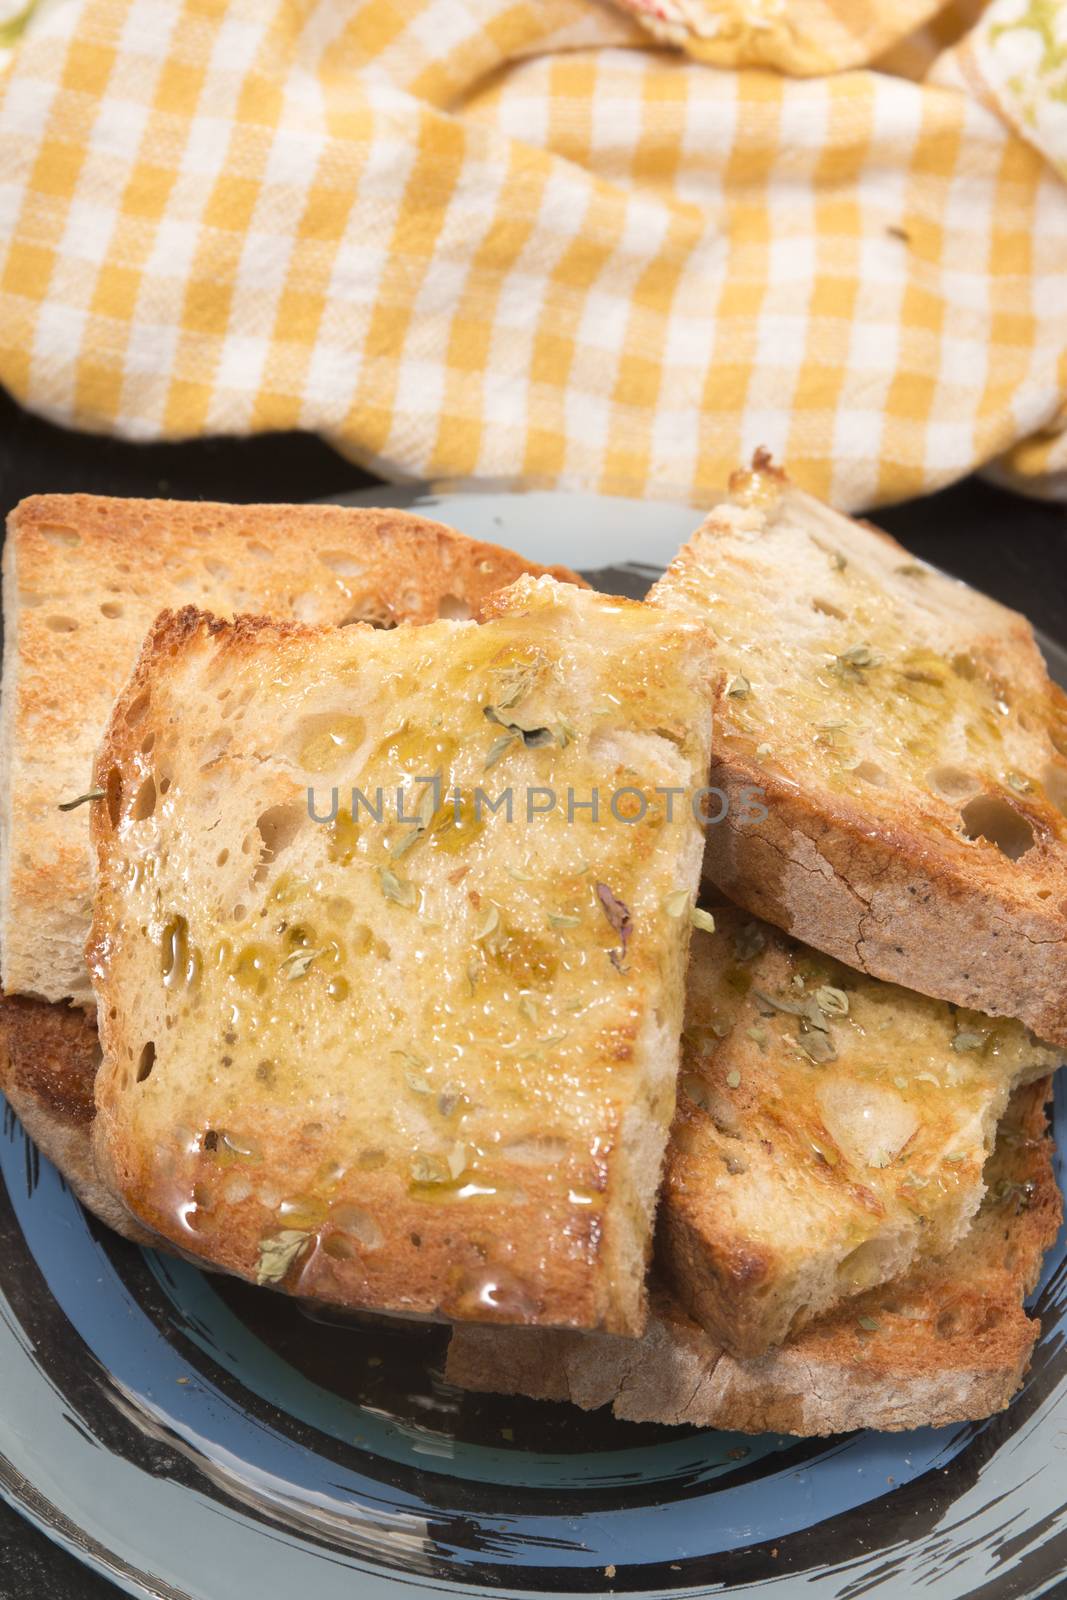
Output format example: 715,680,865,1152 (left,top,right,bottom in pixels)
726,673,751,699
857,1315,880,1333
832,643,882,682
493,660,538,710
281,948,322,980
799,1030,837,1064
815,985,849,1017
484,705,556,748
690,907,716,934
951,1030,988,1053
379,866,417,909
726,1069,742,1089
992,1178,1035,1212
753,988,806,1019
58,788,106,812
663,888,691,919
484,731,518,772
255,1230,311,1286
410,1152,450,1186
802,1001,831,1033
